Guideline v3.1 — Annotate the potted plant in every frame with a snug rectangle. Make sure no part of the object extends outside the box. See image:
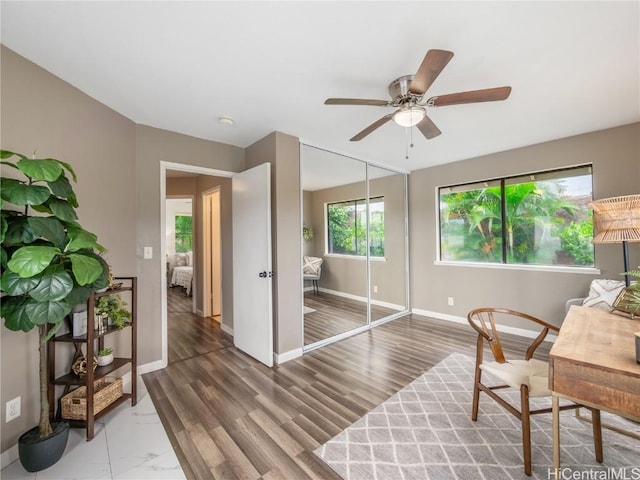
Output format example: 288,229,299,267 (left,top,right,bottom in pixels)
95,294,131,329
96,347,114,367
0,150,109,472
